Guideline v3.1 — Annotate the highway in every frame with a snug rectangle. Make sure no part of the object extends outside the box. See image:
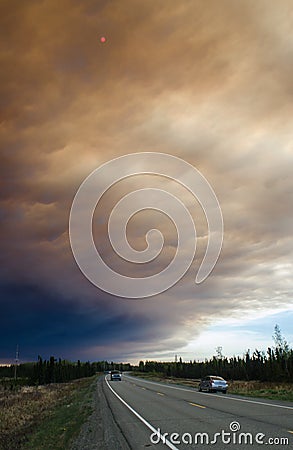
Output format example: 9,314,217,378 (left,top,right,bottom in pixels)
103,374,293,449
